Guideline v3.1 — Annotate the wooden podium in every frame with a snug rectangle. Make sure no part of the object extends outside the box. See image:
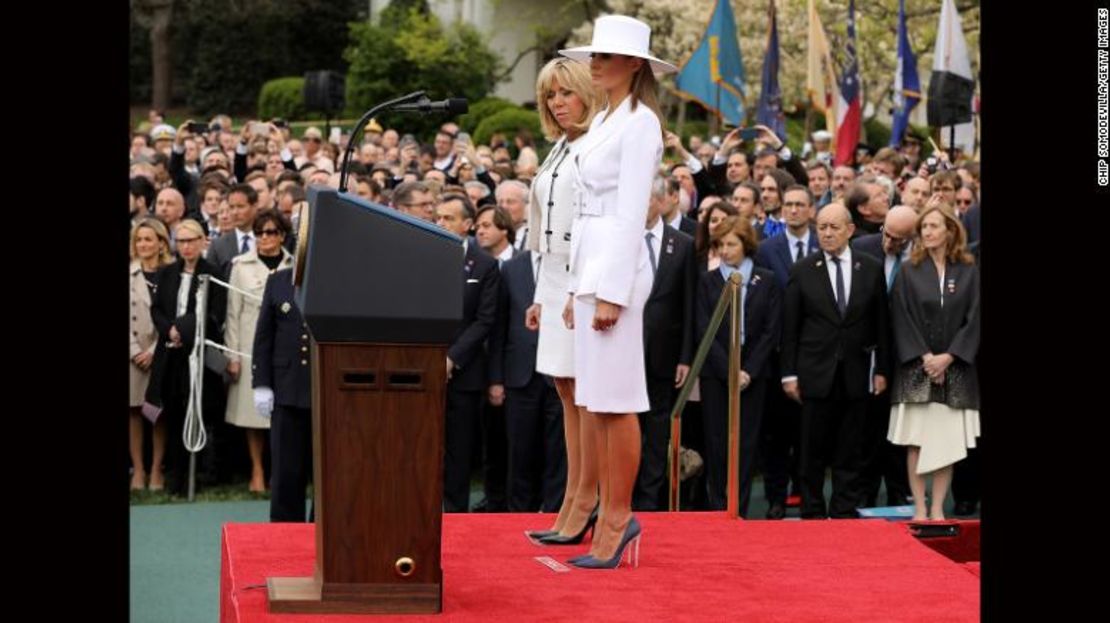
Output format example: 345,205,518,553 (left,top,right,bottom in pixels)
267,188,462,614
